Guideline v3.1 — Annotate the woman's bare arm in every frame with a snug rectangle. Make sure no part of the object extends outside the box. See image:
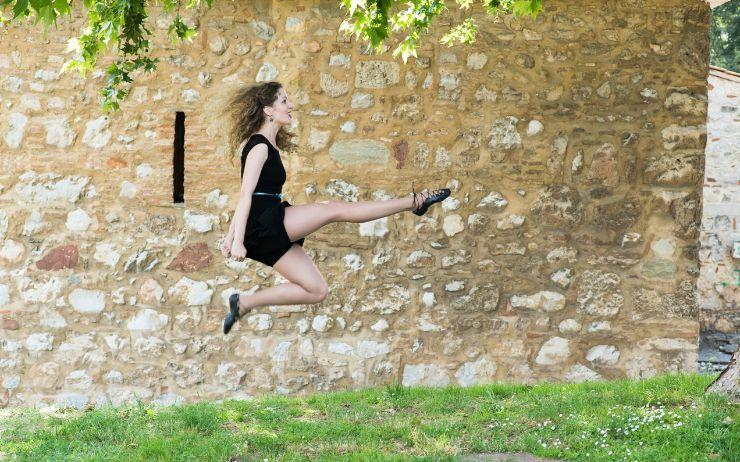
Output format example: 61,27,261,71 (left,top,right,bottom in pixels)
226,211,236,238
222,139,250,255
231,144,269,248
